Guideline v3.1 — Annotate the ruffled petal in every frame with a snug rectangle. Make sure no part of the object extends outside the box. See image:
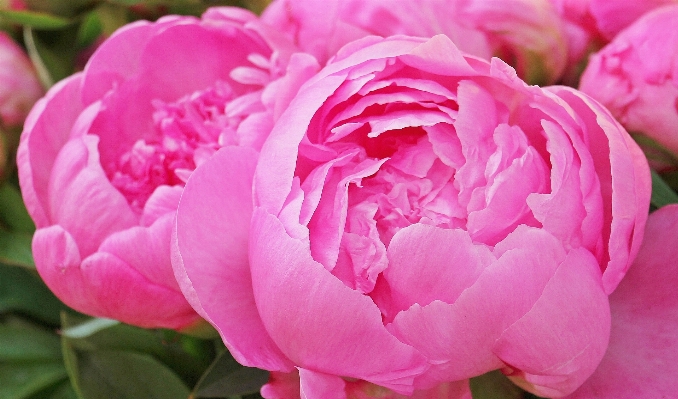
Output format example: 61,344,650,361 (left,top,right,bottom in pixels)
249,208,427,394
